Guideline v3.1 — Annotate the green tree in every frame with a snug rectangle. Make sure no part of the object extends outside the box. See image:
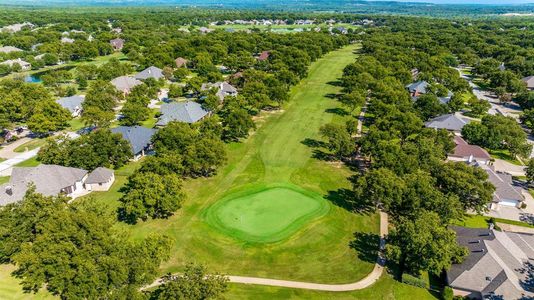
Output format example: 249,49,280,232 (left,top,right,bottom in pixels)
119,172,186,223
386,211,468,275
150,263,228,300
319,123,354,158
340,91,366,113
